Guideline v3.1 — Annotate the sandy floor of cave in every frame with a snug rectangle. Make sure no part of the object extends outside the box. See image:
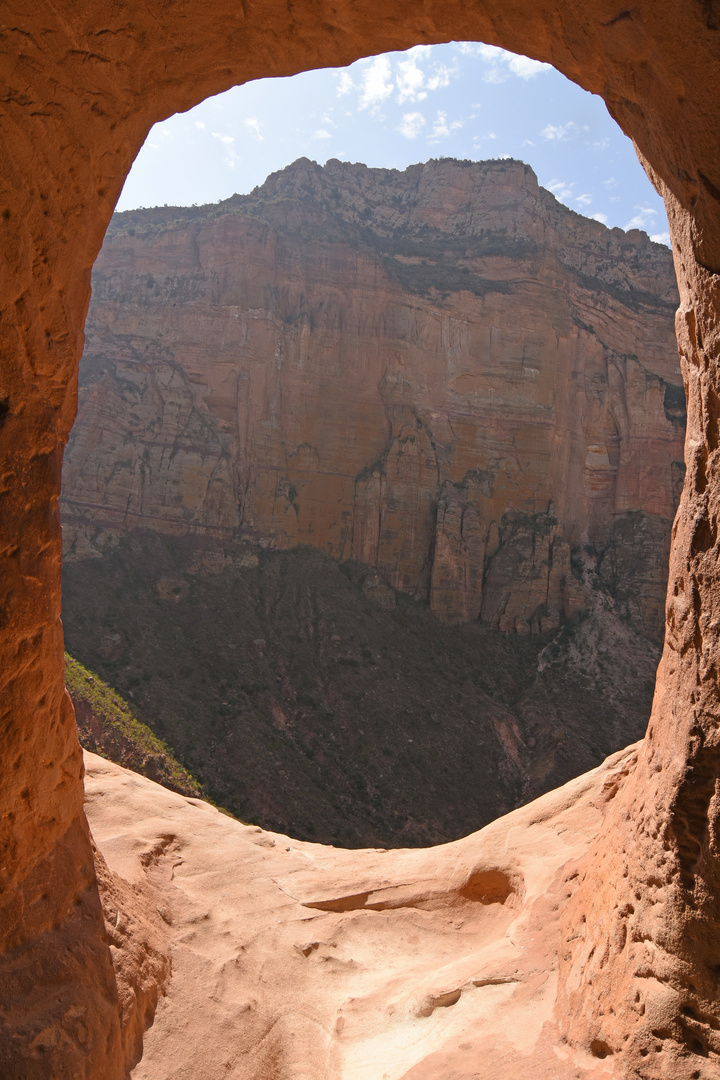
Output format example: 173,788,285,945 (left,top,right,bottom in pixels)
84,749,633,1079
